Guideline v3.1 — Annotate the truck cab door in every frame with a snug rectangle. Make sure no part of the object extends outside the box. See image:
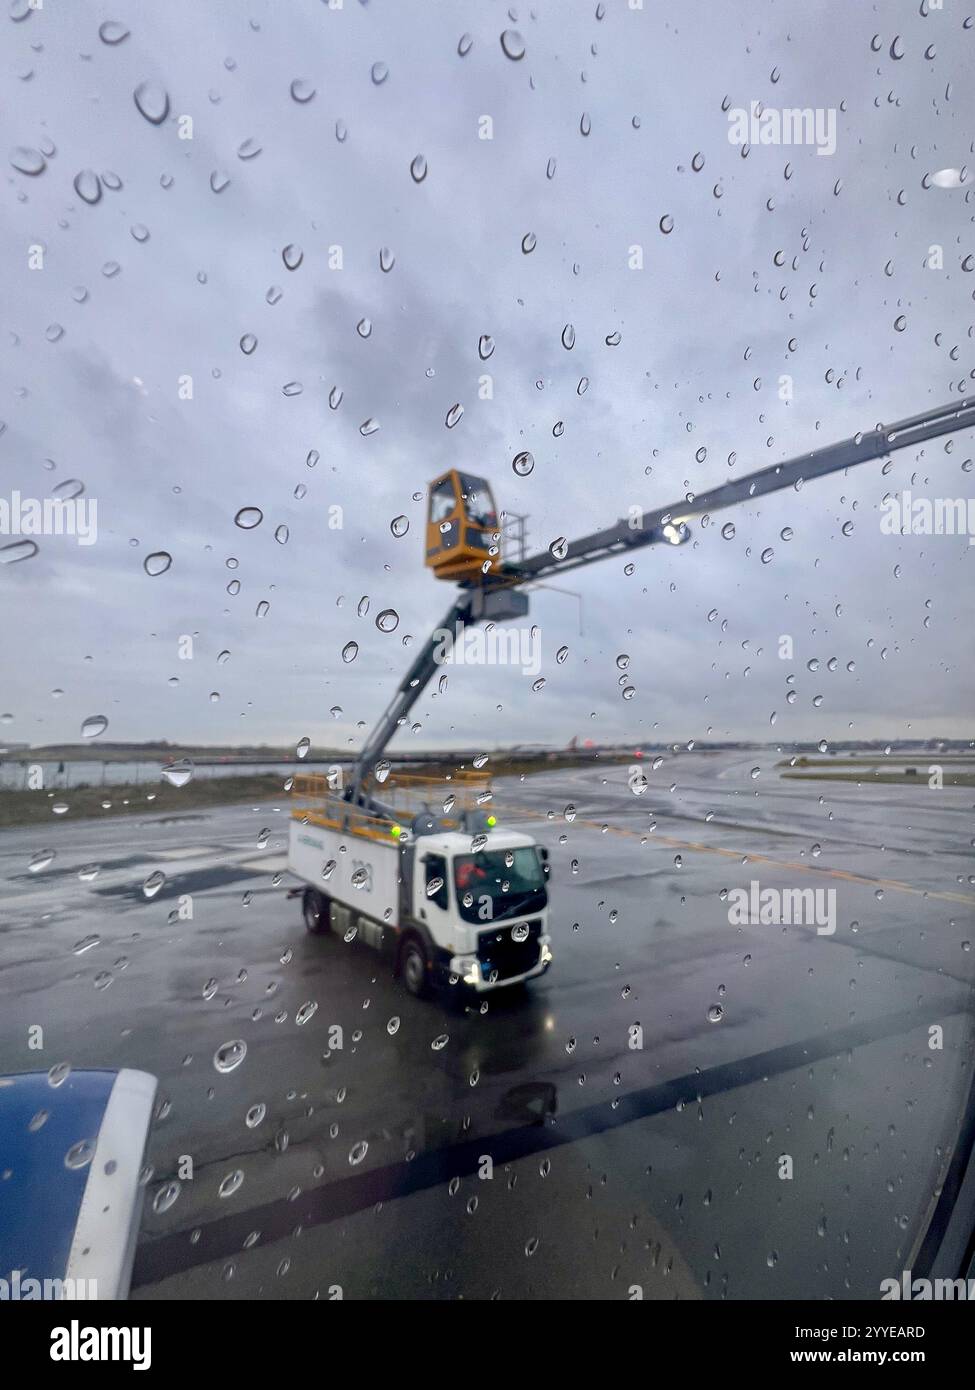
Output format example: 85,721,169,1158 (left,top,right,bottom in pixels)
420,853,452,948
